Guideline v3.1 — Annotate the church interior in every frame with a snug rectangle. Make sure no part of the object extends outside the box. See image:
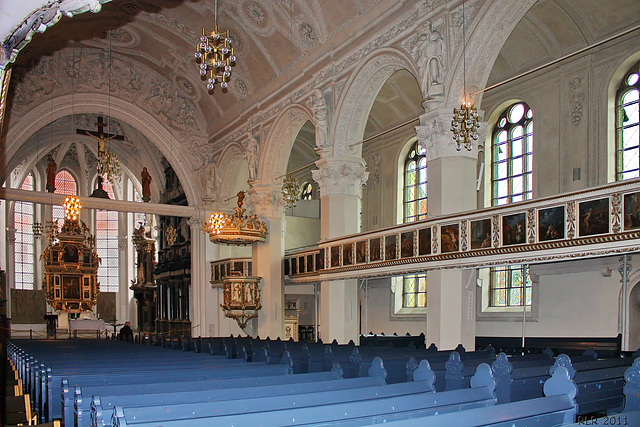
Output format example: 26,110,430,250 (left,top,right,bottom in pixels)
1,0,640,424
